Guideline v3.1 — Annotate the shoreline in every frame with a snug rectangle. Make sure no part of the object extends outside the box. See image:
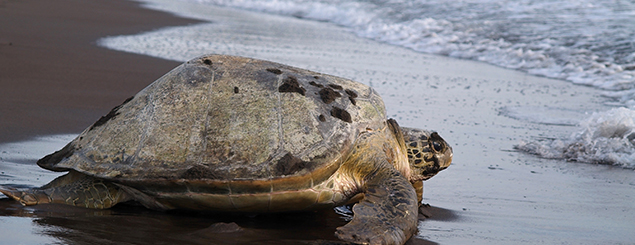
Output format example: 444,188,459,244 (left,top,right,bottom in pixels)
0,0,200,144
1,0,634,244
